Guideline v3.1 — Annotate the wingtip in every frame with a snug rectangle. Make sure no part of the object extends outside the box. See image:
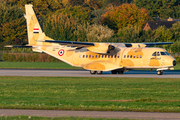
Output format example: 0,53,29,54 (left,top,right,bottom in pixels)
5,45,13,48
